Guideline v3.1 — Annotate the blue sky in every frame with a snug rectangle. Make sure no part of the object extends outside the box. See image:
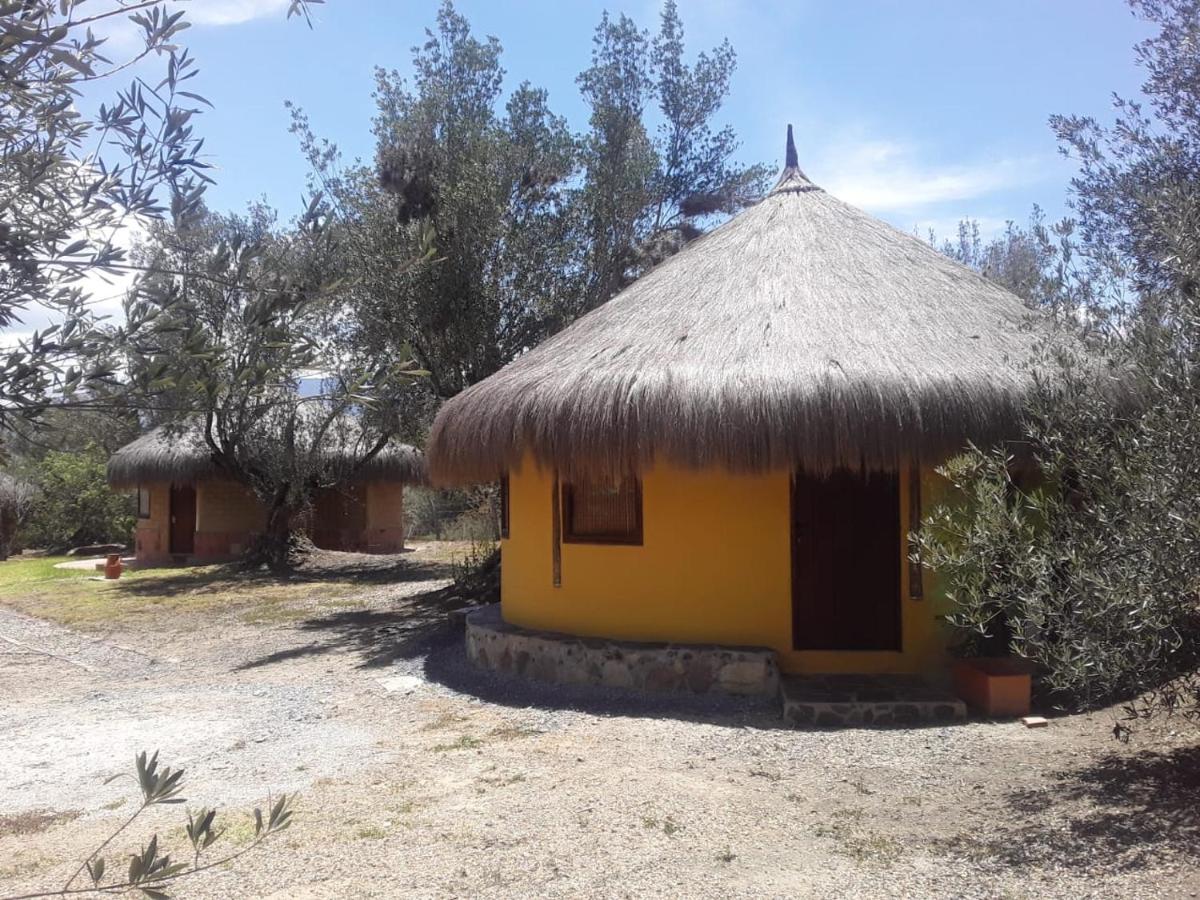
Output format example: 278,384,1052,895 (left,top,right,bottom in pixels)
53,0,1152,337
134,0,1151,234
